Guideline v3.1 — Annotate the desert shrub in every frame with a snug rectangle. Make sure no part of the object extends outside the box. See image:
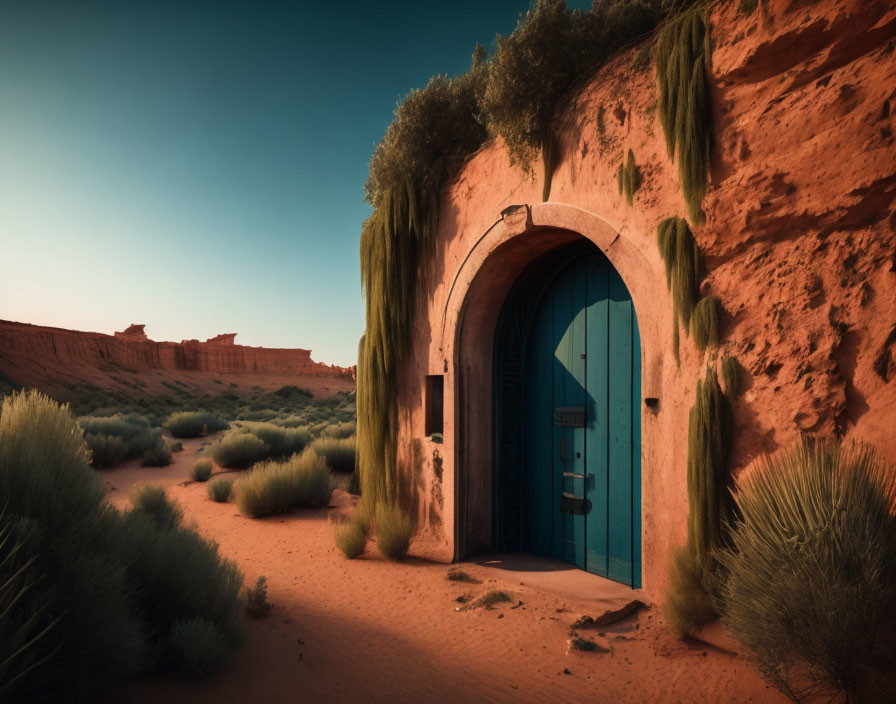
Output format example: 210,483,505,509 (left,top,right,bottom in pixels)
84,432,129,467
375,503,413,561
664,545,717,637
335,517,368,559
0,391,148,698
242,422,311,457
718,440,896,701
79,413,168,468
207,477,234,503
657,216,703,360
311,436,356,474
106,509,244,675
209,432,268,469
245,576,272,618
167,618,232,677
692,295,721,352
165,411,229,438
322,421,356,439
0,516,59,701
140,437,173,467
234,449,334,518
191,459,213,482
131,484,183,530
616,148,642,205
656,5,712,222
